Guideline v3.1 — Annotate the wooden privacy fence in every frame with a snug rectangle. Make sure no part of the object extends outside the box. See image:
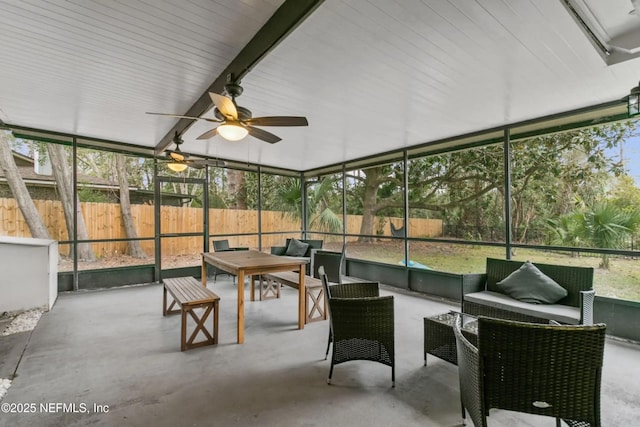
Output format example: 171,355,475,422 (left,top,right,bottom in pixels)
0,198,442,257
